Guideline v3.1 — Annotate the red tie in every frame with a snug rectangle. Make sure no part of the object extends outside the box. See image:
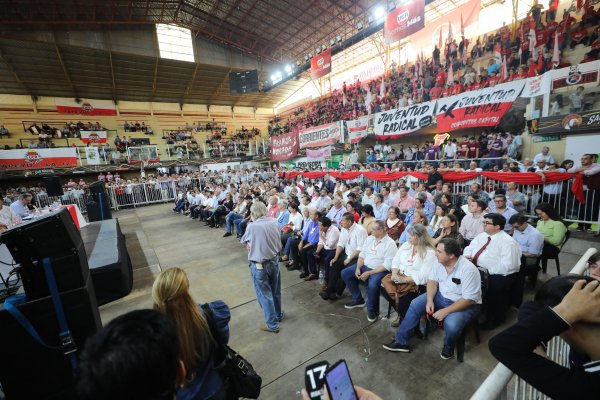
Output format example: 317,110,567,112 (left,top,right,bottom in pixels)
472,236,491,266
